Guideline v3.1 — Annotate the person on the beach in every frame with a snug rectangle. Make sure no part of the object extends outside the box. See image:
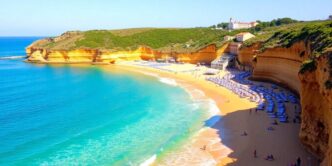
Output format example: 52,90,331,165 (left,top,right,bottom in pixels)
265,155,270,160
254,150,257,158
272,120,278,125
265,154,275,161
296,157,301,166
241,131,248,136
200,145,206,151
